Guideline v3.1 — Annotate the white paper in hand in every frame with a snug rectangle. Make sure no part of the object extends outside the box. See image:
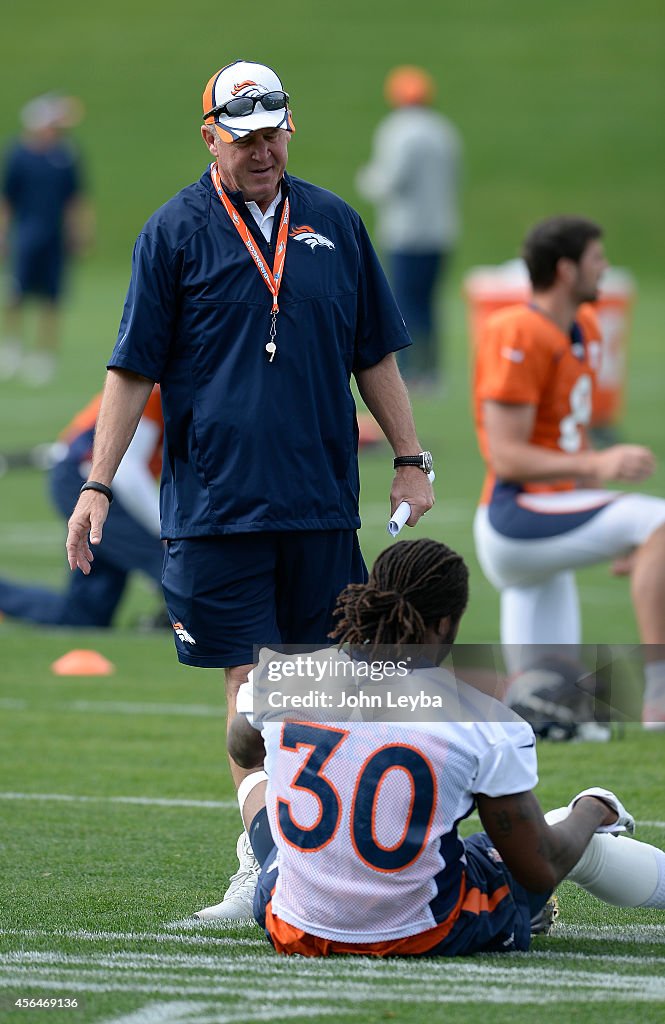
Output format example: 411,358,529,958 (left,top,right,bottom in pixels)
387,472,435,537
